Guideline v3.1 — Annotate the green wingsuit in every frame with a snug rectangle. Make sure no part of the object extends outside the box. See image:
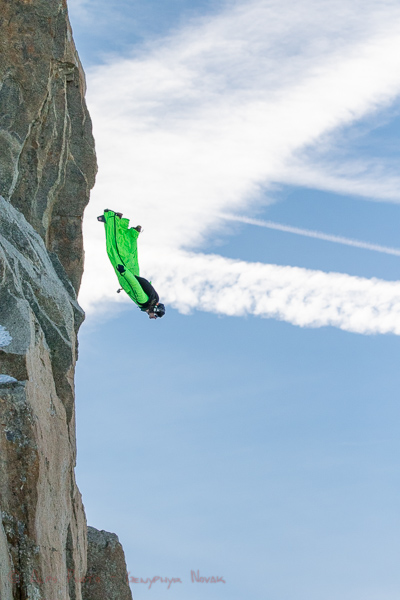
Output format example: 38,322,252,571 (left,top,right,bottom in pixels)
103,210,150,307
